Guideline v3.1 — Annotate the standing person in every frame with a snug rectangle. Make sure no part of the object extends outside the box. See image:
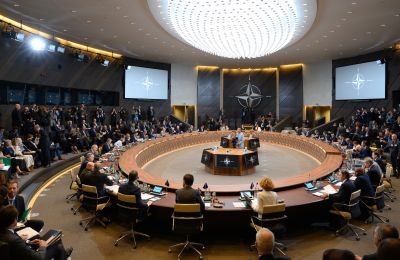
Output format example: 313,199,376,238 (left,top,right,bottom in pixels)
384,133,399,178
175,174,205,213
147,106,155,122
11,103,23,134
236,128,245,149
35,125,51,168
